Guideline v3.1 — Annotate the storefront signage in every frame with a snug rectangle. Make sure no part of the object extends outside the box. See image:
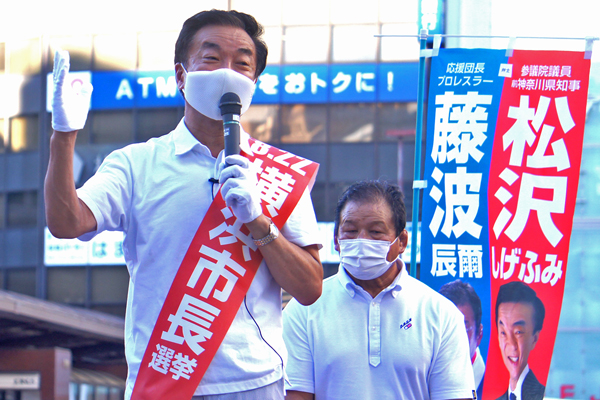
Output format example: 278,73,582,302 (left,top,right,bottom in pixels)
46,63,419,112
44,228,125,266
0,373,40,390
45,223,418,266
